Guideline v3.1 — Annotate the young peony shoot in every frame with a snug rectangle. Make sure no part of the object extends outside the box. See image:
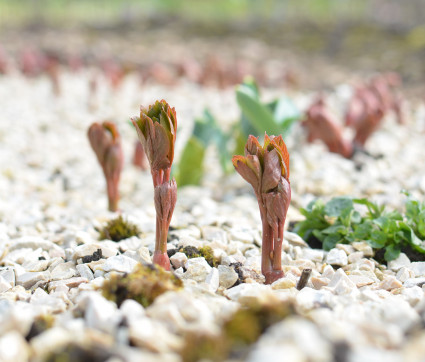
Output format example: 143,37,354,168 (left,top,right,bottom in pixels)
88,121,123,212
233,134,291,284
132,100,177,270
